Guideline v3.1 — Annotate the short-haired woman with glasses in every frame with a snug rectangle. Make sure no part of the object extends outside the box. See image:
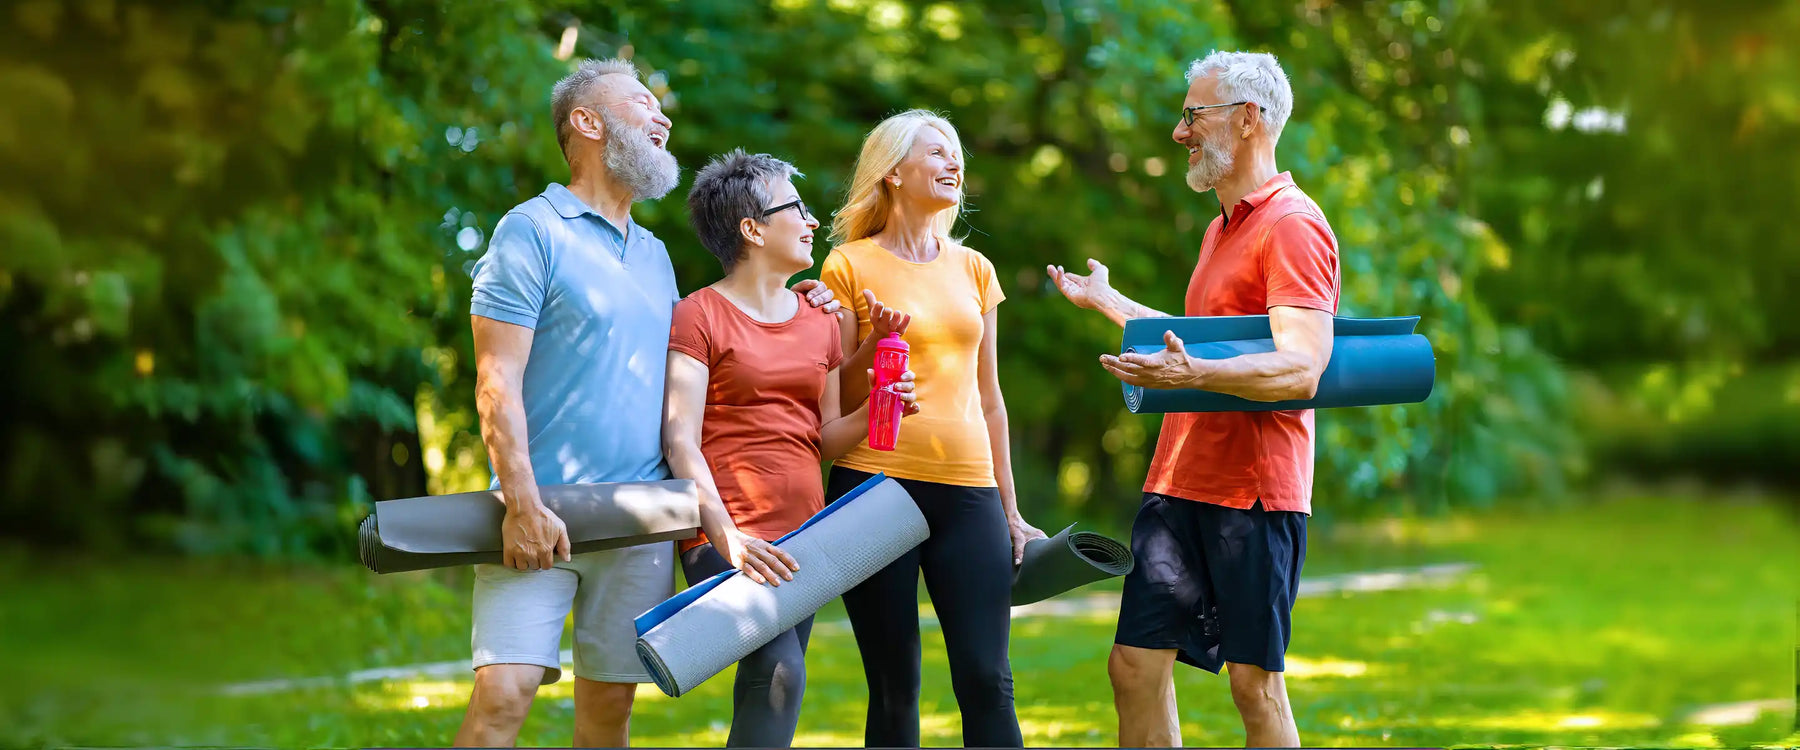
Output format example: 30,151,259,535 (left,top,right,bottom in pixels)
660,149,918,748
